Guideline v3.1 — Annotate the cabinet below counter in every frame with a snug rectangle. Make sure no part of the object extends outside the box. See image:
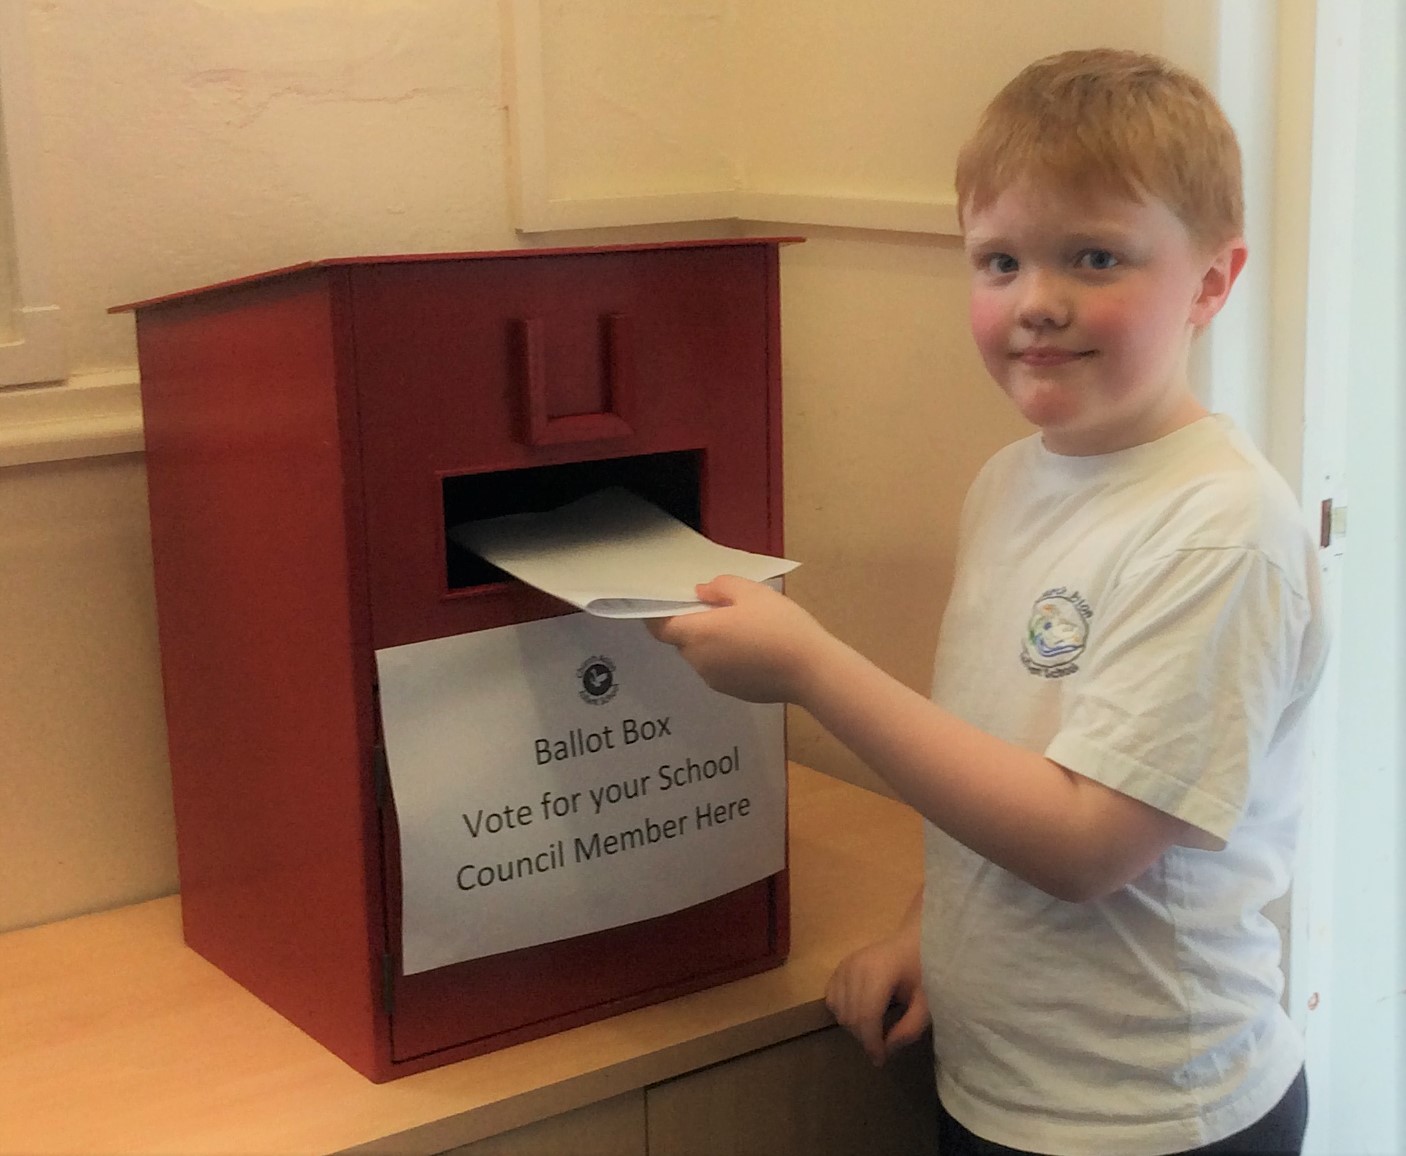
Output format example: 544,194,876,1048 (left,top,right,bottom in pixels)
0,764,925,1156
